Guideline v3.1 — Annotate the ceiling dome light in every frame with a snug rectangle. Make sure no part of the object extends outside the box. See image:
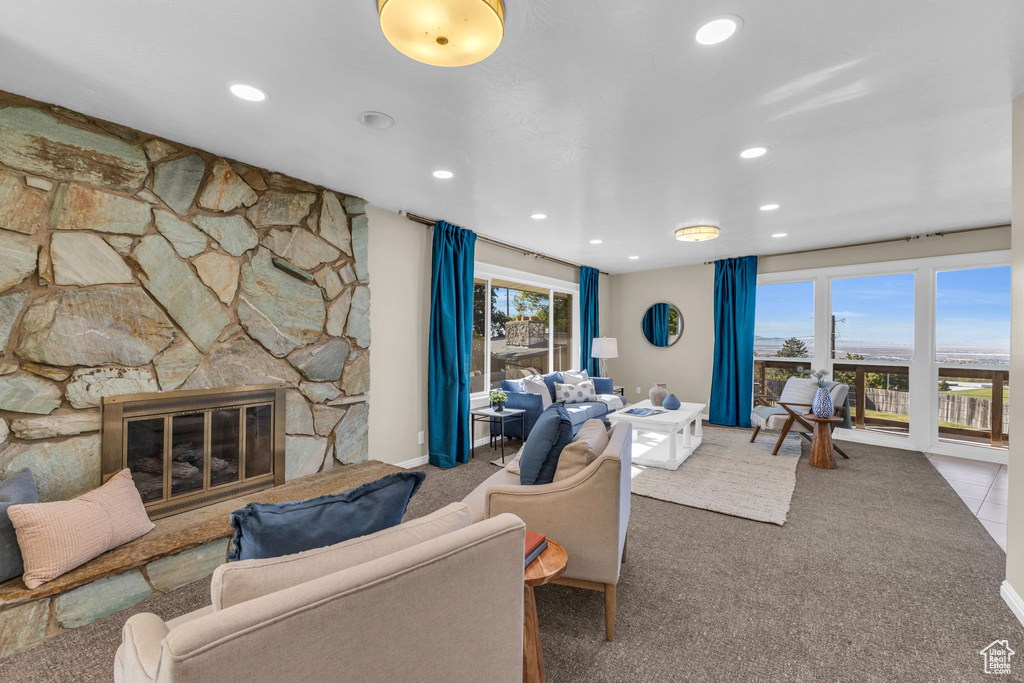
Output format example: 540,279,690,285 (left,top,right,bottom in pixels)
229,84,268,102
531,213,548,220
358,111,395,129
675,225,721,242
378,0,505,67
740,146,768,159
432,170,454,179
695,16,742,45
760,204,780,211
628,255,640,260
589,239,603,244
772,233,788,238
